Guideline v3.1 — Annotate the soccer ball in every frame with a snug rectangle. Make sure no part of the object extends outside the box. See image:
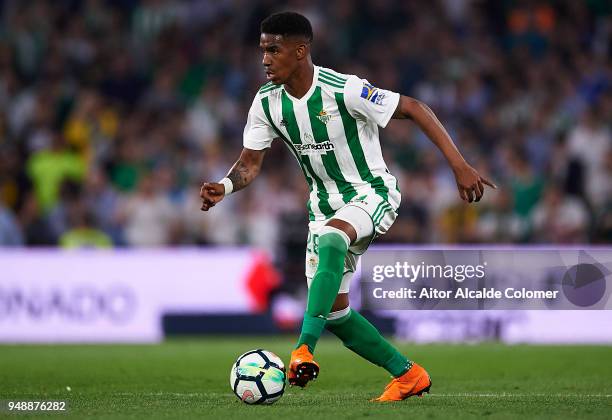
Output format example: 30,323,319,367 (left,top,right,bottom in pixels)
229,349,286,404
